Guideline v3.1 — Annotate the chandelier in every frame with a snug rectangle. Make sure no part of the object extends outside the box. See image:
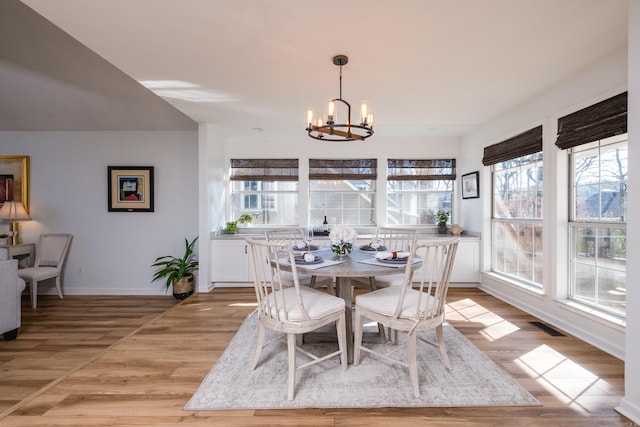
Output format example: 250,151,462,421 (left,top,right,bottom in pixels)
305,55,374,141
